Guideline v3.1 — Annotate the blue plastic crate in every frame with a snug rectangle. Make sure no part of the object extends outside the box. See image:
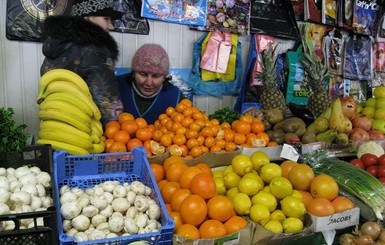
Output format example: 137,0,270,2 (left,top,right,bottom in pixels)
53,147,174,245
